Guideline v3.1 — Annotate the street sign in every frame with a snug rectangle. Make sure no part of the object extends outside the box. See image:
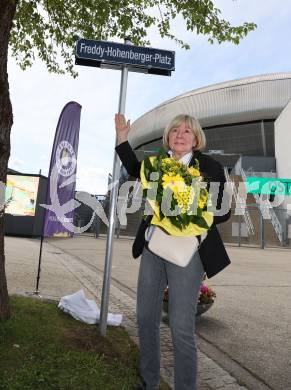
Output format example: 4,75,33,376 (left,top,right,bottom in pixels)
246,177,291,196
75,38,175,76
